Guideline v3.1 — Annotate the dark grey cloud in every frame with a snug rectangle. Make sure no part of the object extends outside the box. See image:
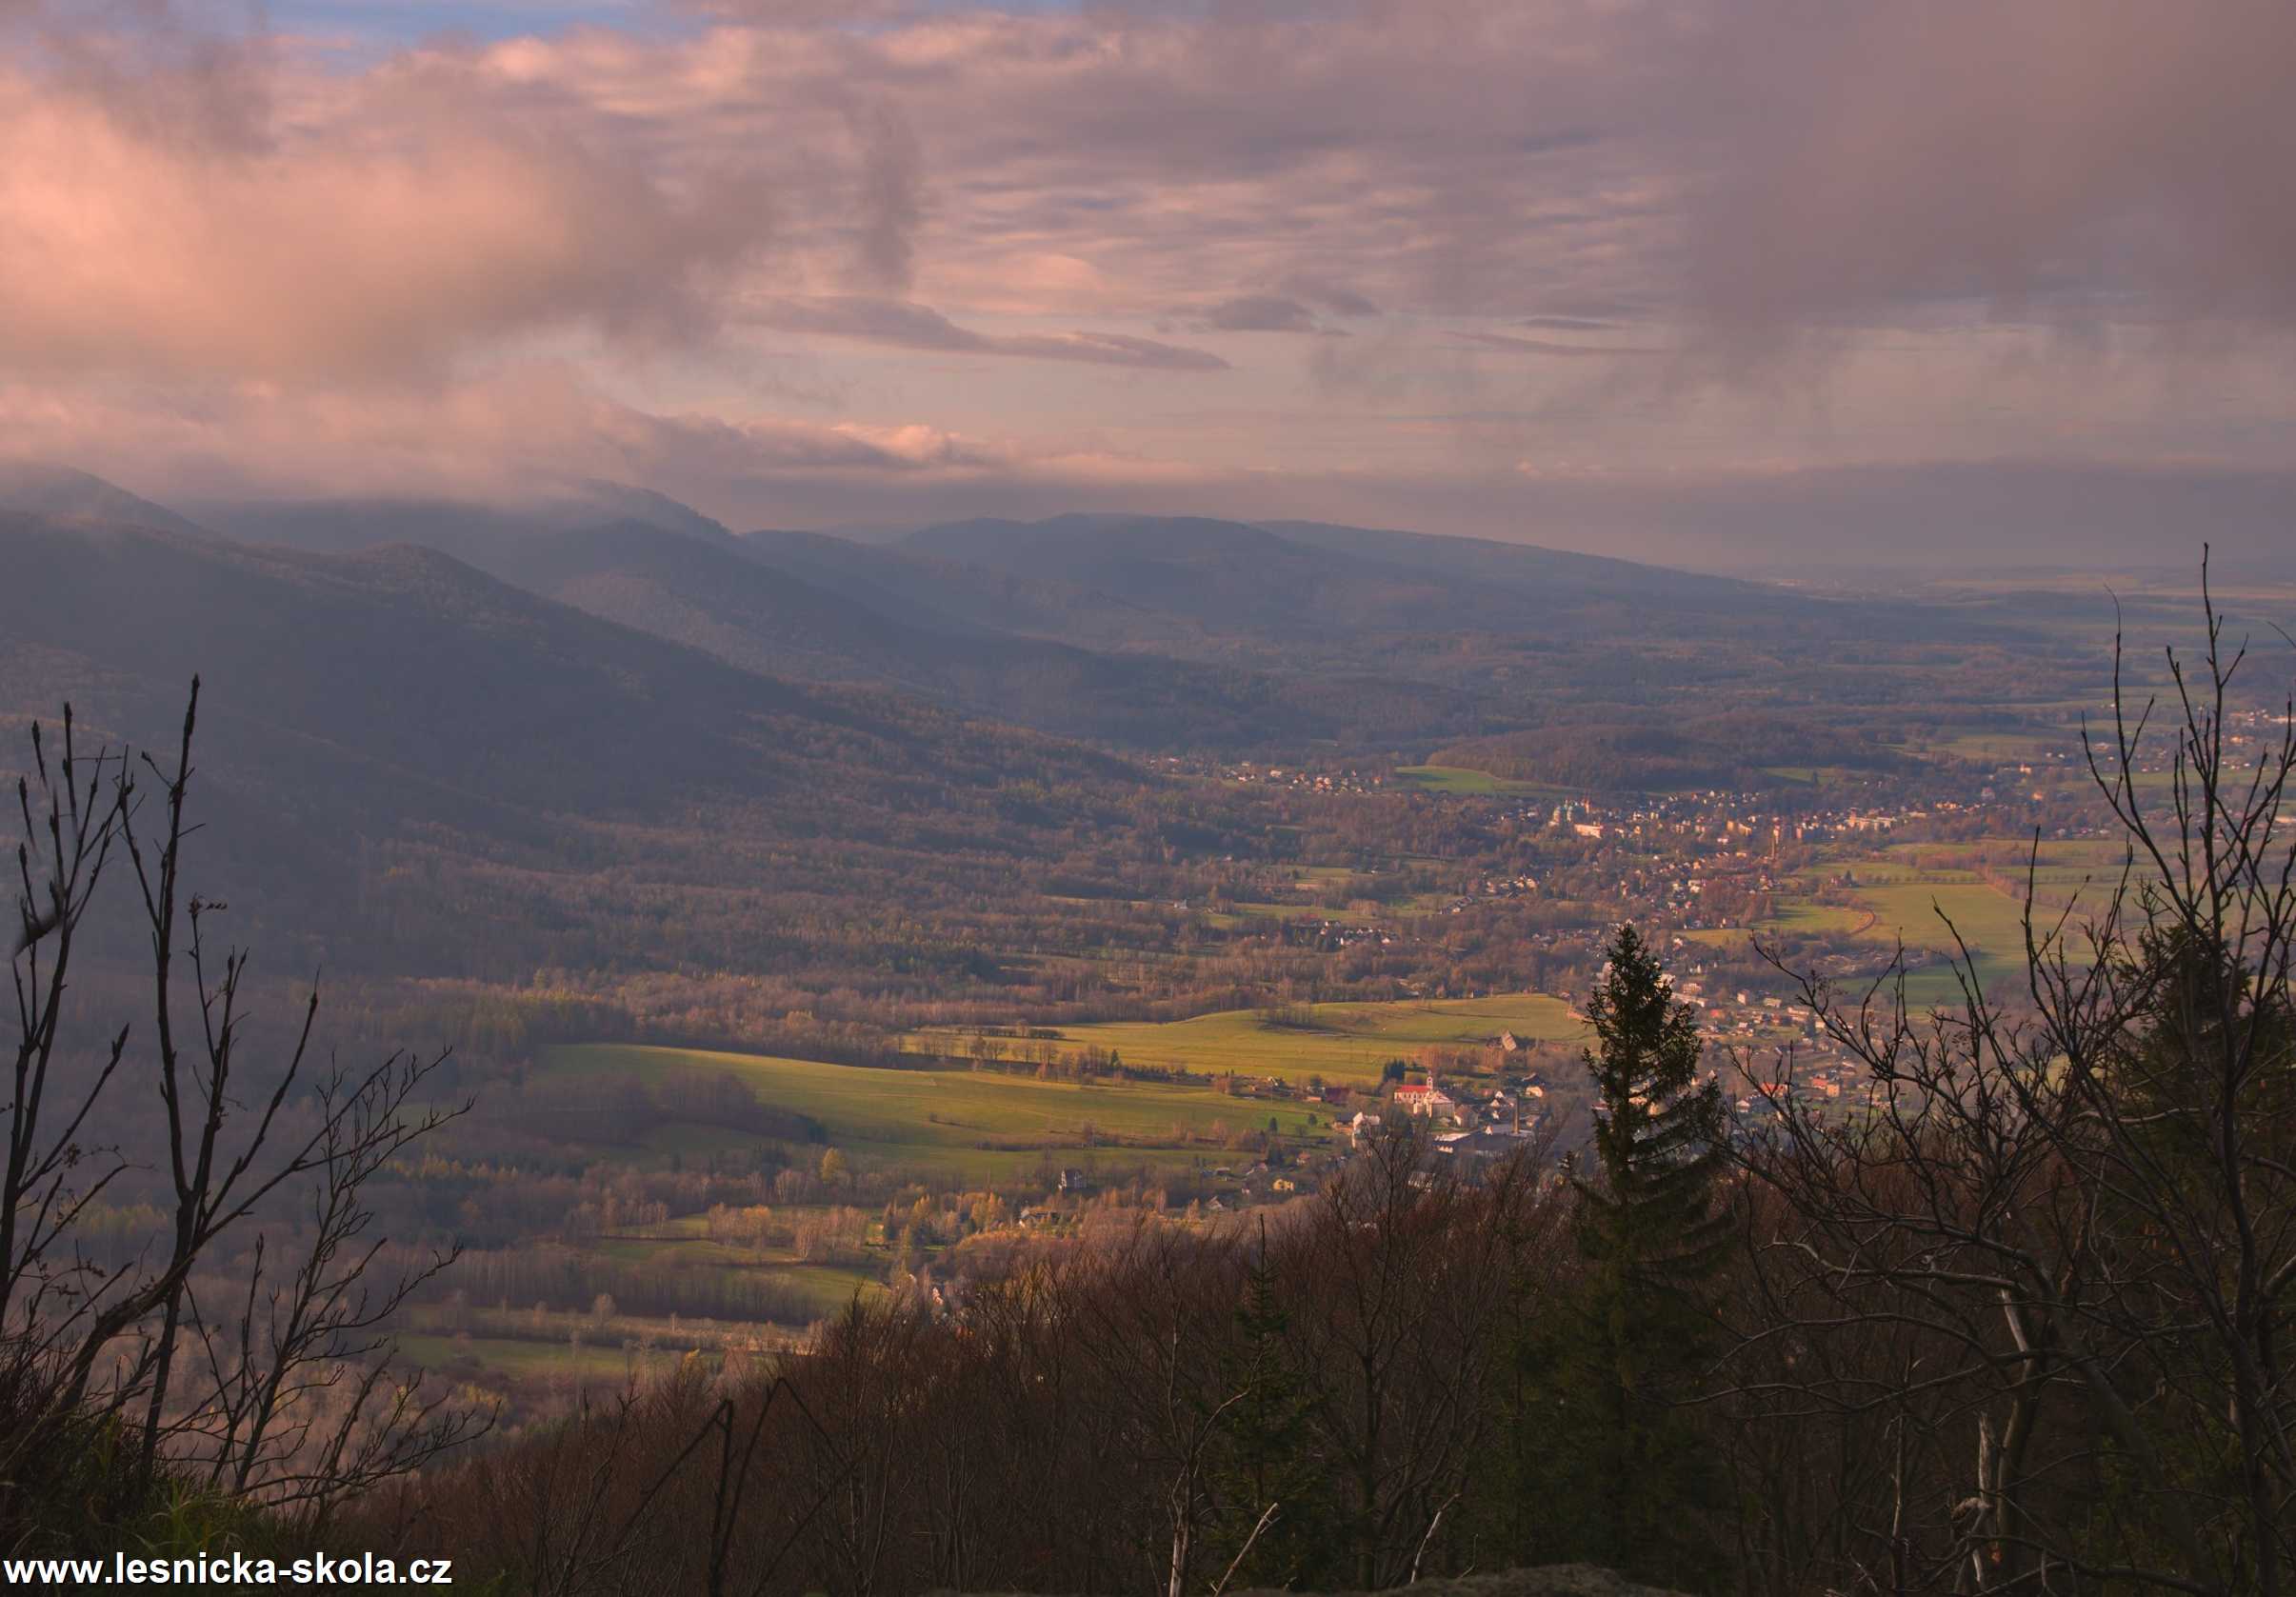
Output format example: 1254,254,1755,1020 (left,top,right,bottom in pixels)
848,98,923,292
820,0,1668,320
1452,331,1660,358
1198,294,1322,333
1044,332,1229,370
1276,272,1381,317
1677,0,2296,349
745,295,1229,369
1171,280,1382,336
1,0,277,150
